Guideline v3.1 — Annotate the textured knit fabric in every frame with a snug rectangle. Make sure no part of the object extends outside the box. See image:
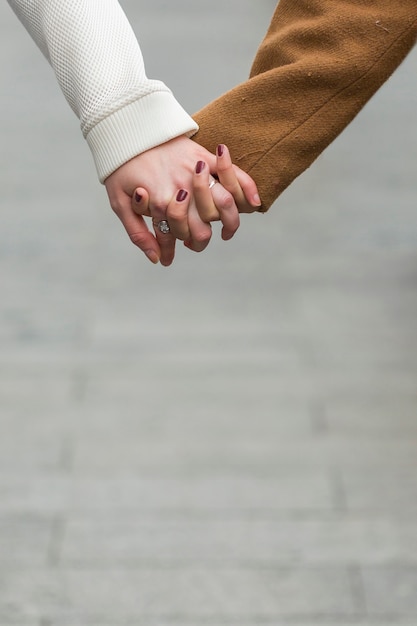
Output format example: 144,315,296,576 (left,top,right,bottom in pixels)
193,0,417,211
7,0,198,181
